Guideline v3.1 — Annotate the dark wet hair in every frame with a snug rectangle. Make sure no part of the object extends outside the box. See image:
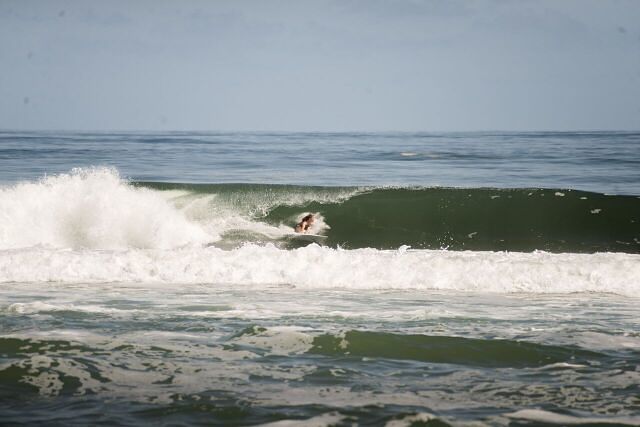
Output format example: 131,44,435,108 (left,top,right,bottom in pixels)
301,214,313,222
